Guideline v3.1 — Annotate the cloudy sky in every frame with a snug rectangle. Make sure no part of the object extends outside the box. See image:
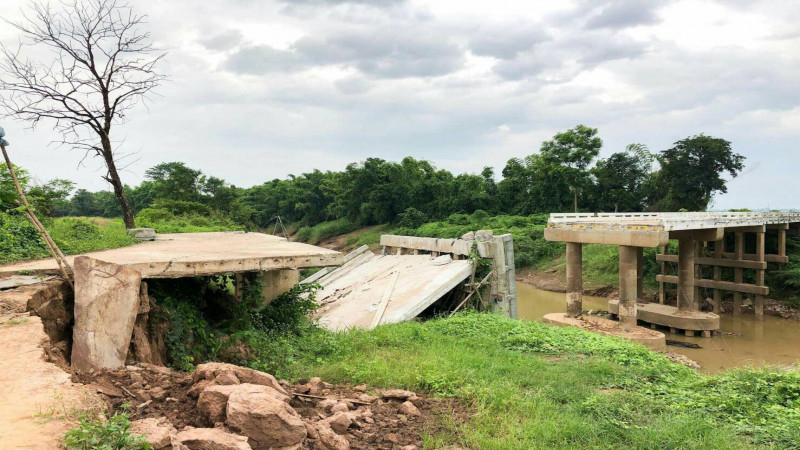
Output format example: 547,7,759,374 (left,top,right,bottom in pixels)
0,0,798,210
